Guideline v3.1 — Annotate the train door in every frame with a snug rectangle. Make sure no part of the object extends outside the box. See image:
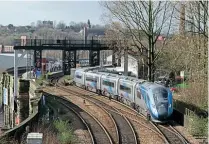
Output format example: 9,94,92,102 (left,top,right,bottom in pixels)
101,77,115,97
135,85,147,115
82,72,86,88
97,74,102,95
118,80,133,105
